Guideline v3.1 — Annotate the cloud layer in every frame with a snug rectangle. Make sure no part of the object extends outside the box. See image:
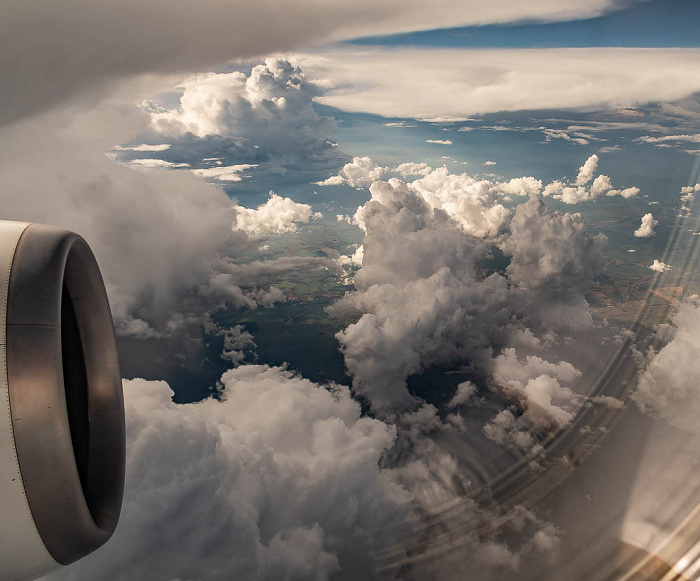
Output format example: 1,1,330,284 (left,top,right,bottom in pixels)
2,1,627,126
297,48,700,118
